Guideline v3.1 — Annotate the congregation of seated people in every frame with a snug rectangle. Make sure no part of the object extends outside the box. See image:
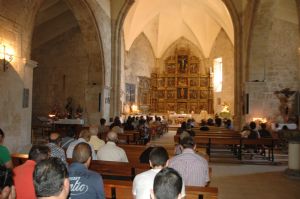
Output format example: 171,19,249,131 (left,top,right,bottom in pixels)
2,115,281,199
1,117,214,199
